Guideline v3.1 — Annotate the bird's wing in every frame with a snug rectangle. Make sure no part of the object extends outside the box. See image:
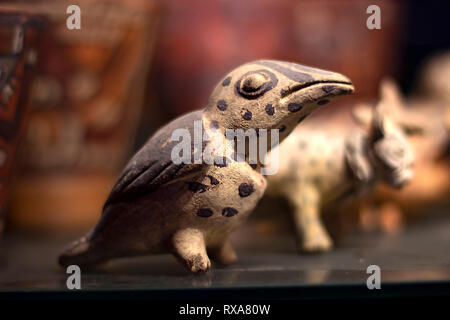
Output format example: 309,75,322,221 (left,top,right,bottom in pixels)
103,110,206,209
